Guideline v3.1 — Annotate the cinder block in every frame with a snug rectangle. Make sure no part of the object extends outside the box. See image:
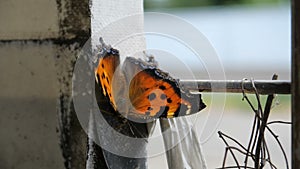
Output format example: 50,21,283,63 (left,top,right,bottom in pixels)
0,0,59,40
0,42,58,99
0,42,64,169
